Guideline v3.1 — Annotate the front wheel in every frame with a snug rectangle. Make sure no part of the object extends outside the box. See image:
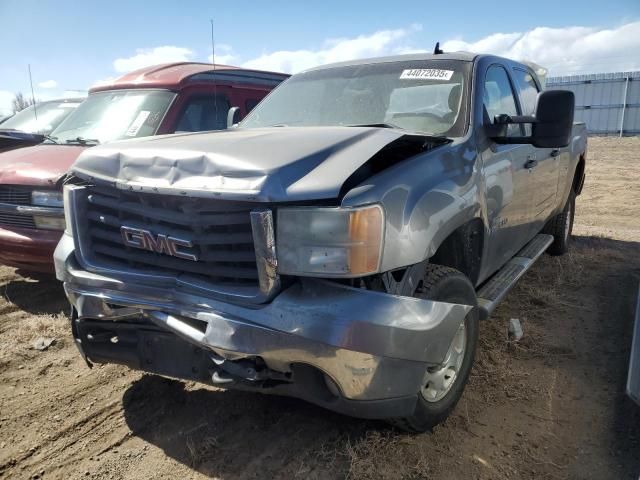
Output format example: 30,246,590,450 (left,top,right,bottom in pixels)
389,264,479,433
